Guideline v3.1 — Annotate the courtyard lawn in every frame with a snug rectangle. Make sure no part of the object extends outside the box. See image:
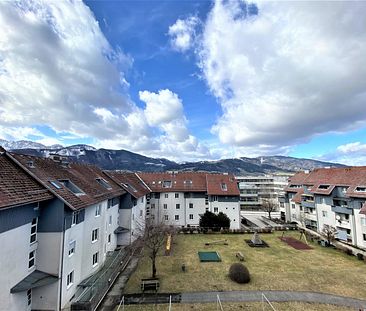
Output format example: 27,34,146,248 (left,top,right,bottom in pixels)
119,302,354,311
124,231,366,299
